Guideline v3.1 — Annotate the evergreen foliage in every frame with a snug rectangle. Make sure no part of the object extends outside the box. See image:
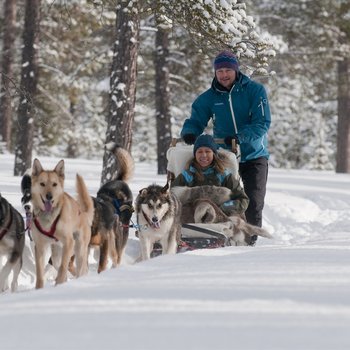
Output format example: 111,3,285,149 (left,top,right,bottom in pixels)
0,0,348,170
